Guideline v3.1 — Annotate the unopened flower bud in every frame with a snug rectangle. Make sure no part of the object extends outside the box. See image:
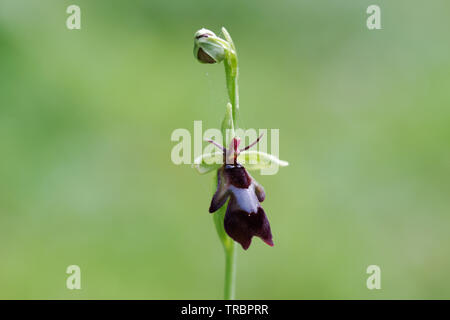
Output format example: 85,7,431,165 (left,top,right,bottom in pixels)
193,28,229,64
